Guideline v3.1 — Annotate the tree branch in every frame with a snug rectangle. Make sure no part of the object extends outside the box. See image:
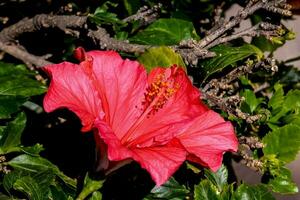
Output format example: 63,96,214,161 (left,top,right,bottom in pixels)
88,28,147,54
206,22,281,49
195,0,291,49
0,14,87,43
0,41,52,66
0,0,292,68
